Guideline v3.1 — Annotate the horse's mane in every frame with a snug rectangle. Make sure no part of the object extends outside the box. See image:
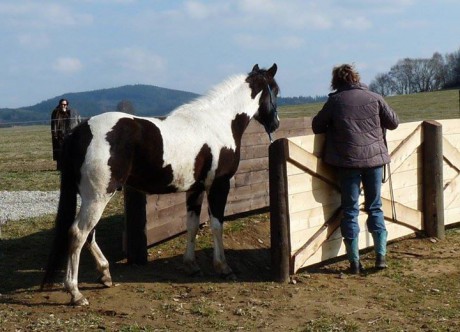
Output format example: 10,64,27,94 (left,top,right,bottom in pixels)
170,74,247,116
